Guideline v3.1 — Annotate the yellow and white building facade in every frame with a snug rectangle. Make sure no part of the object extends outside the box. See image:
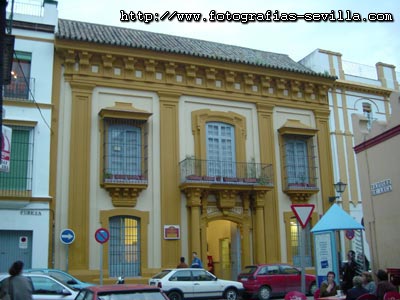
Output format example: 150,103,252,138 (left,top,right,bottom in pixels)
50,19,337,282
